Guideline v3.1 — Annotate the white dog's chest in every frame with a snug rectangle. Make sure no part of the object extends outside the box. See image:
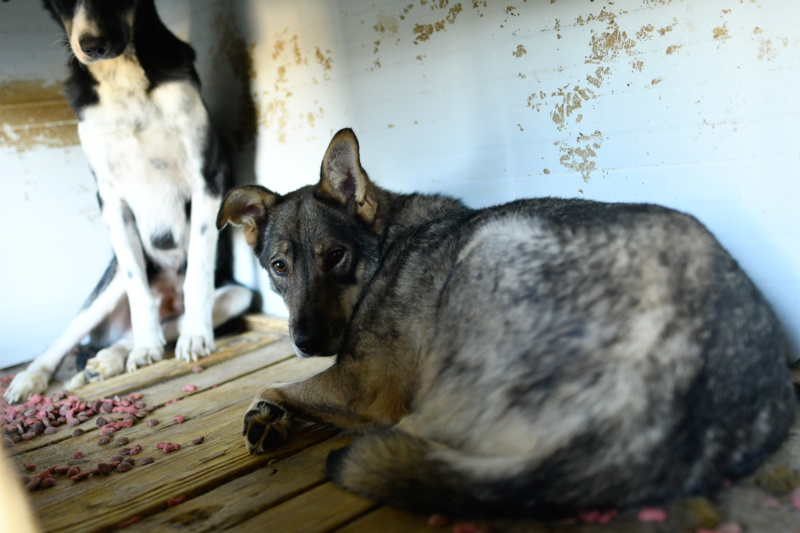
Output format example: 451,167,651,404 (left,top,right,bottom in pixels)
78,57,209,266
